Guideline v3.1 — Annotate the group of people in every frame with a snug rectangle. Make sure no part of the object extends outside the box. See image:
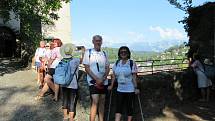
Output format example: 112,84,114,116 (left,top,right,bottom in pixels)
34,35,140,121
35,38,62,101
